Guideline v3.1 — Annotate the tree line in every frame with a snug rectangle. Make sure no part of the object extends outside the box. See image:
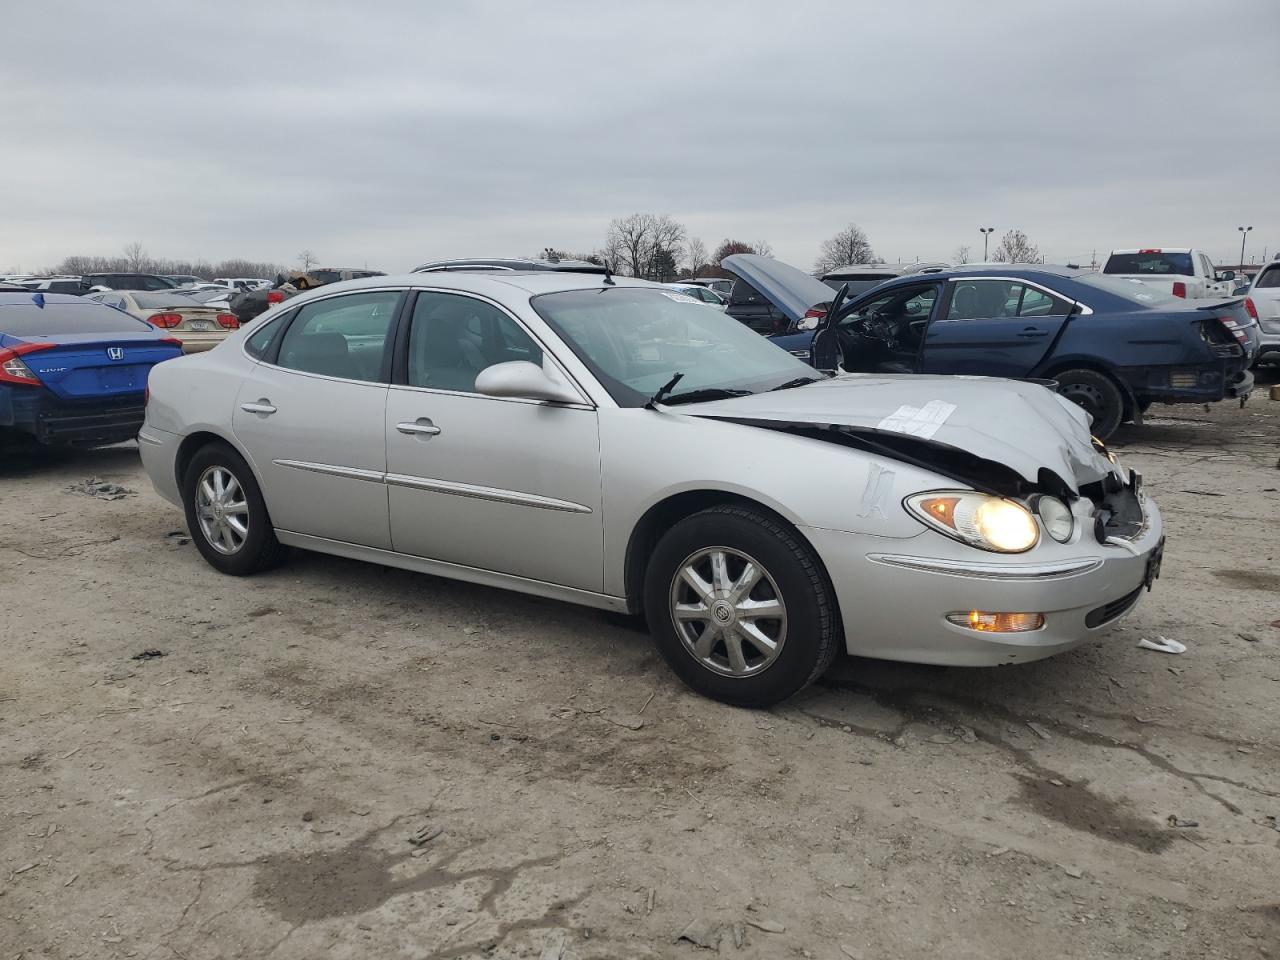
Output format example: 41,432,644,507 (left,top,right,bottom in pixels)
32,225,1044,286
44,243,287,281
